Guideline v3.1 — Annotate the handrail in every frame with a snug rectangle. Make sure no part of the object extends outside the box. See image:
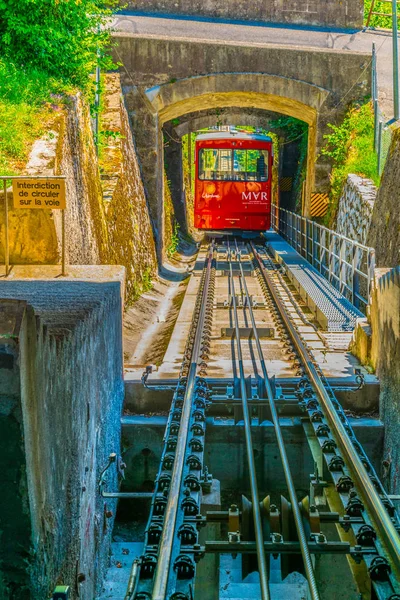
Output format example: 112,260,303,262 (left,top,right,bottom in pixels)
271,204,375,313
